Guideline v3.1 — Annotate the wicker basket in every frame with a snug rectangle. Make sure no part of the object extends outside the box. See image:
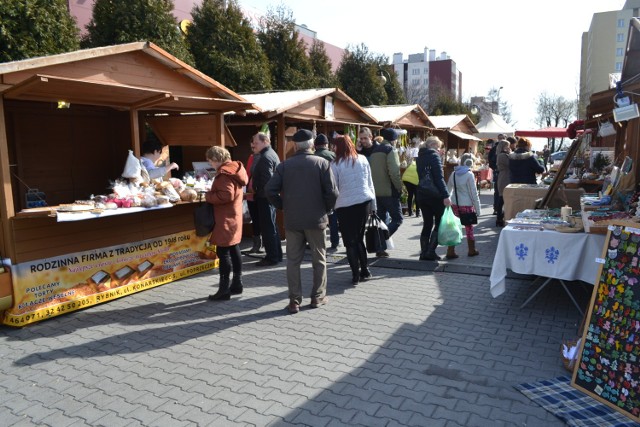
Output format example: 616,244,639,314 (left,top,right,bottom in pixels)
561,339,579,373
